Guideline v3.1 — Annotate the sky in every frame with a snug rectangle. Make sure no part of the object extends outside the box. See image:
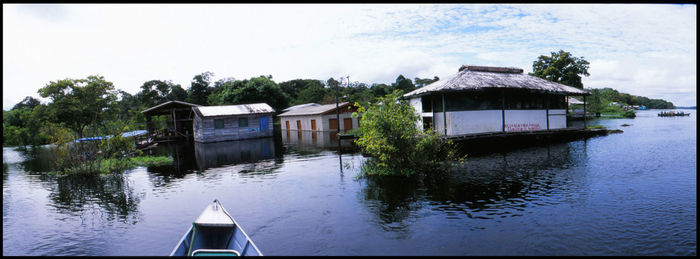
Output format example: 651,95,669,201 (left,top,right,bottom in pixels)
3,4,697,110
